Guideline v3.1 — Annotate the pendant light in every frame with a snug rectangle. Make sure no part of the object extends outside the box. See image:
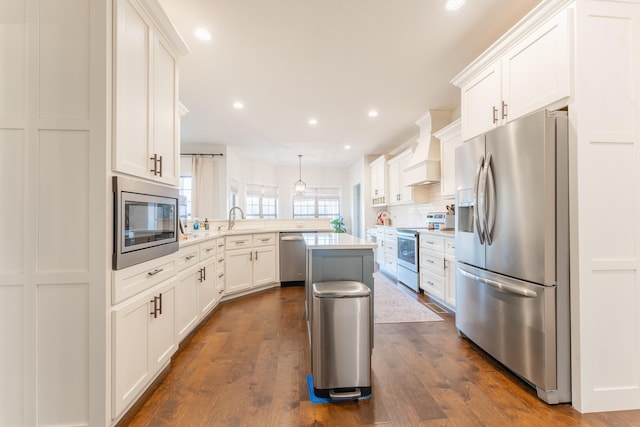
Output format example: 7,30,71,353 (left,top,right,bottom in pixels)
294,154,306,194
